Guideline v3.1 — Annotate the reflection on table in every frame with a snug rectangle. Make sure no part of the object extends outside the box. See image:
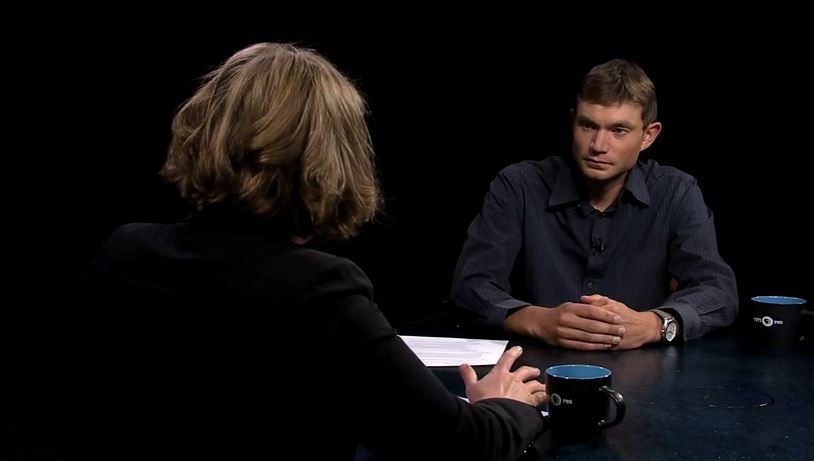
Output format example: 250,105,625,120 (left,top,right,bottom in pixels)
424,326,813,460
